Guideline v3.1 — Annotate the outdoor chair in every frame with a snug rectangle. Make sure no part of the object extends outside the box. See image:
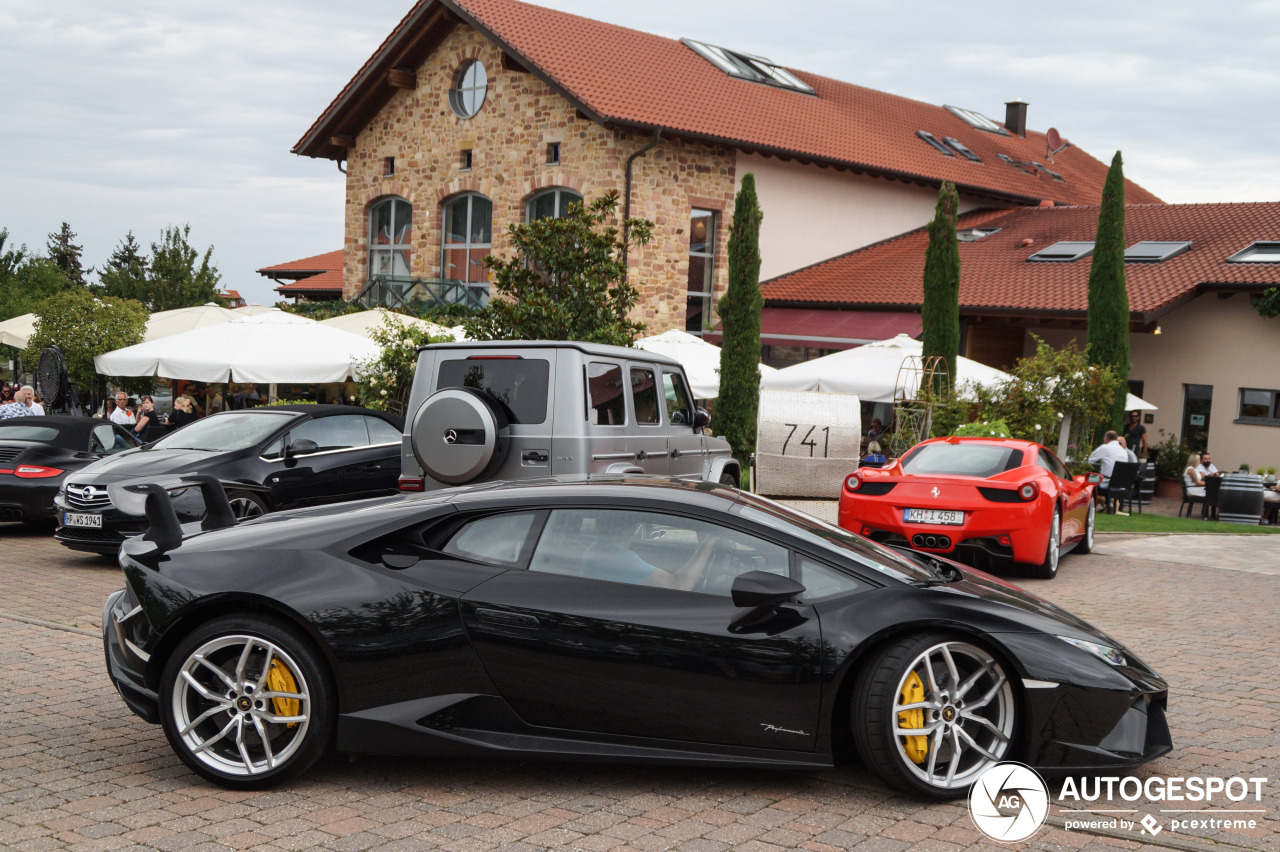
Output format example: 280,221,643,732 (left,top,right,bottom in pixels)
1124,461,1153,514
1202,476,1222,521
1101,461,1140,514
1179,475,1205,518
